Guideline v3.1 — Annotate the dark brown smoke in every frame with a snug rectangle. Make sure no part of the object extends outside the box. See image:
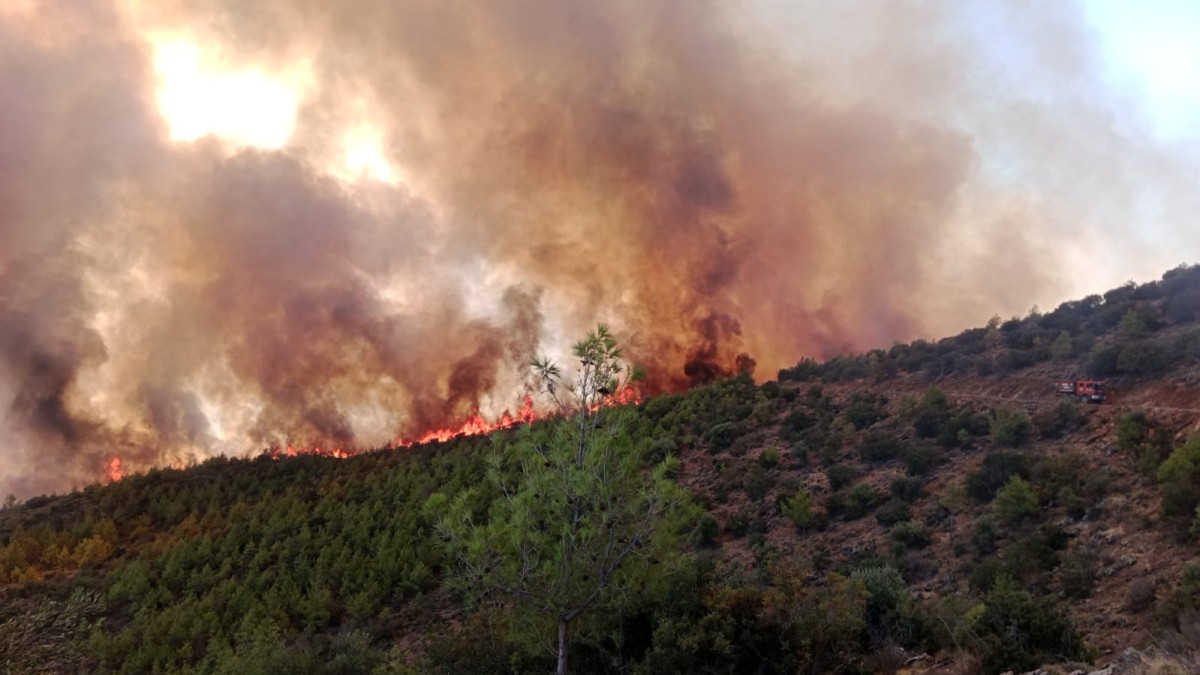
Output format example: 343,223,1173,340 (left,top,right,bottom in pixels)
1,0,1197,496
